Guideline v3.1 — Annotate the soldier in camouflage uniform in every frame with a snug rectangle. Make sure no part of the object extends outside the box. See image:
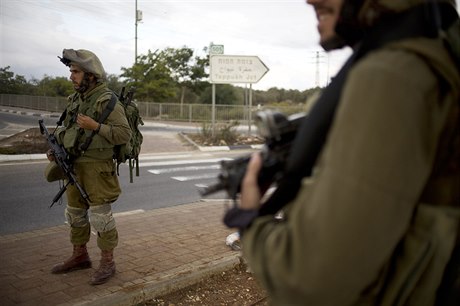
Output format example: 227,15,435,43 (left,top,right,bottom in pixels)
236,0,460,305
47,49,131,285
